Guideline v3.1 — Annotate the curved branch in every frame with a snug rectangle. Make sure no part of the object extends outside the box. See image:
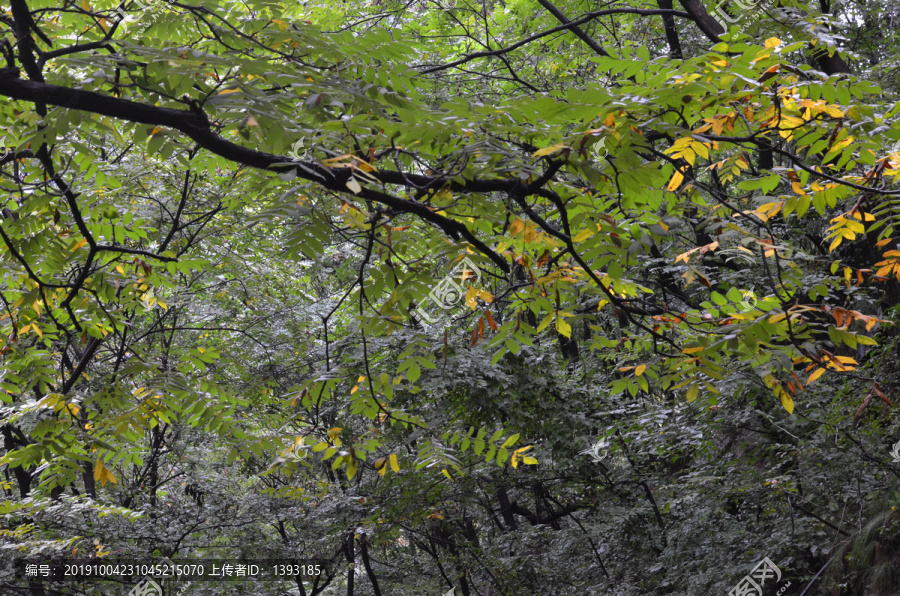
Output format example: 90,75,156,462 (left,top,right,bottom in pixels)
421,8,690,74
0,70,512,272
